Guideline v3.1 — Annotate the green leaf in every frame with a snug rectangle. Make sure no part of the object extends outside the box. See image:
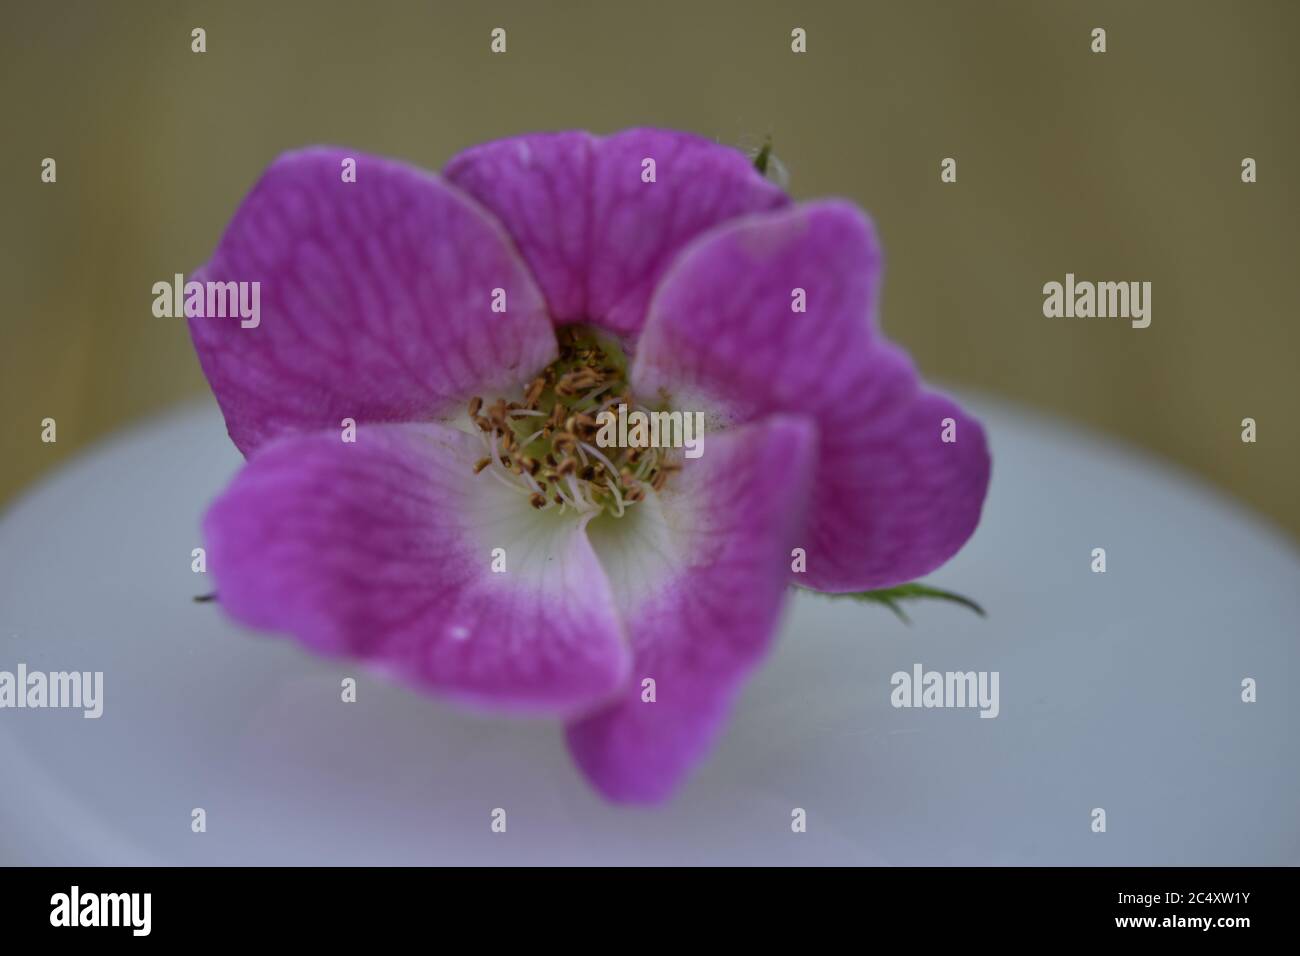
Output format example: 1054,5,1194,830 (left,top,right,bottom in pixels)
753,136,773,175
829,582,985,625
